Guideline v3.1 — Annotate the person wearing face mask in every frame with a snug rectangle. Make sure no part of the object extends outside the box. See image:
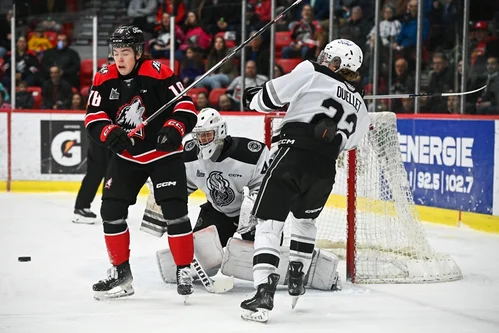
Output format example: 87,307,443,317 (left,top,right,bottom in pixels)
40,33,81,88
85,26,197,301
